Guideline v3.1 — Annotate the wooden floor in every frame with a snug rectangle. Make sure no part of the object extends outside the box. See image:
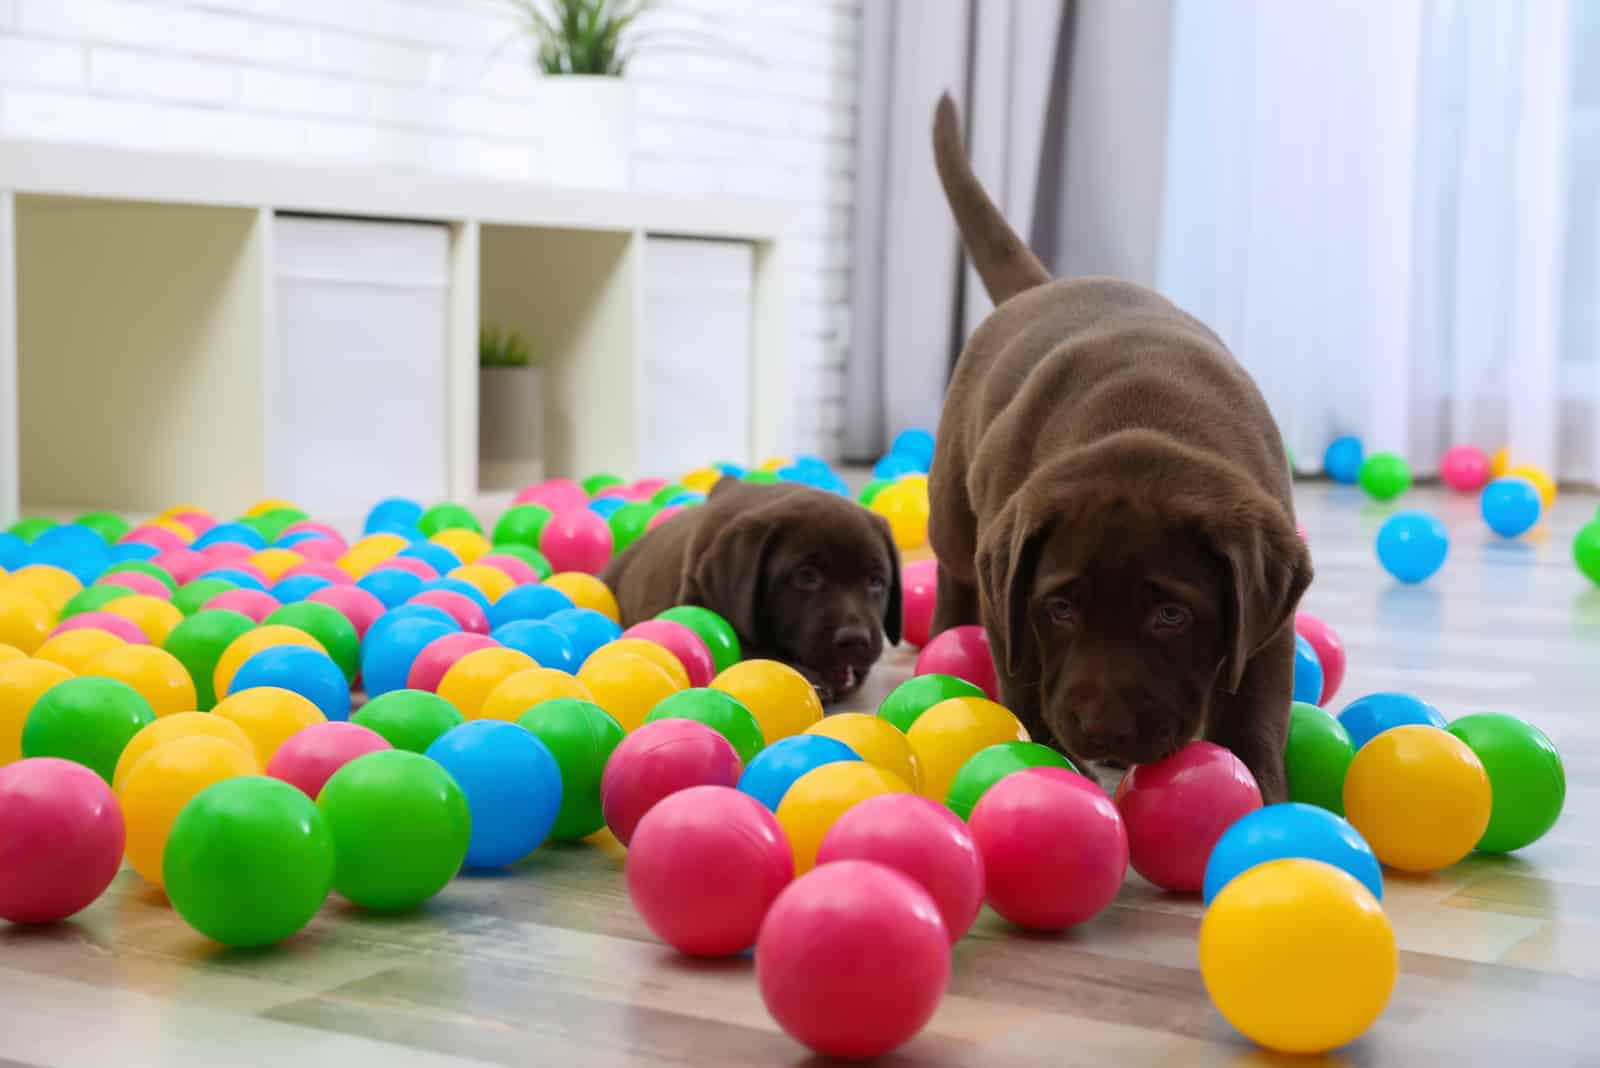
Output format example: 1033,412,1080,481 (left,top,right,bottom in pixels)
5,482,1600,1066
